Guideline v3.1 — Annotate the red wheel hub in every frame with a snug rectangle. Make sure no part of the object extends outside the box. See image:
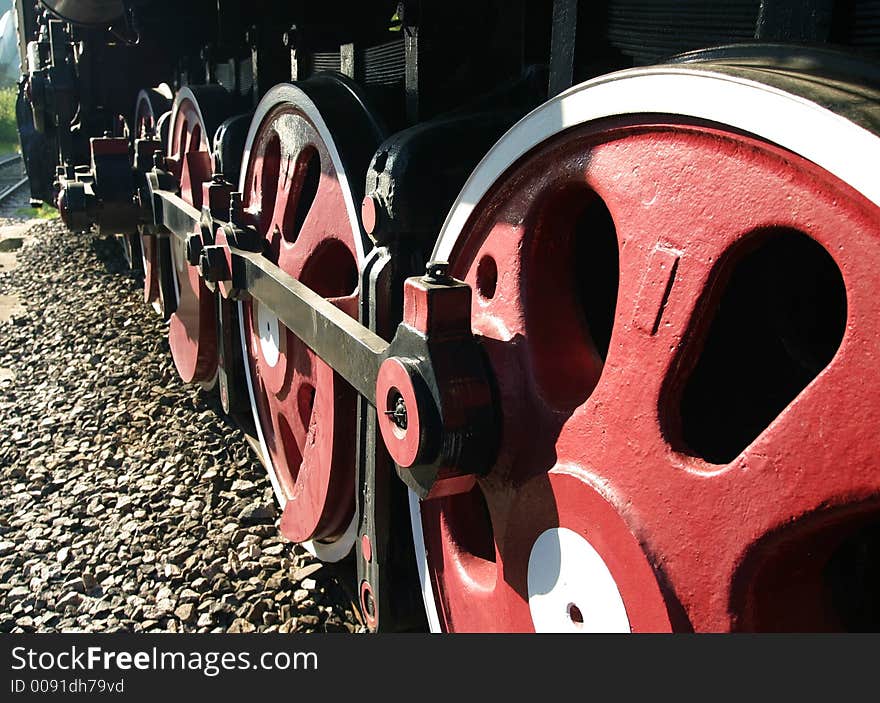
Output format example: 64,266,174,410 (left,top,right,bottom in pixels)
165,92,219,385
240,94,362,545
419,117,880,632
